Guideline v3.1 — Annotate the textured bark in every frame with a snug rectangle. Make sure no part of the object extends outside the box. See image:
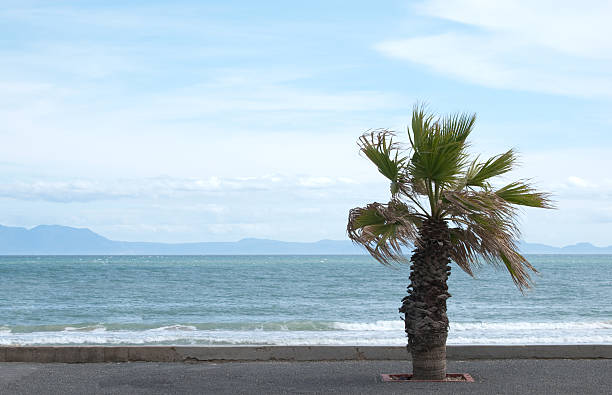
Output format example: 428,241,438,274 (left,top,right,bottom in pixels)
399,219,452,380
